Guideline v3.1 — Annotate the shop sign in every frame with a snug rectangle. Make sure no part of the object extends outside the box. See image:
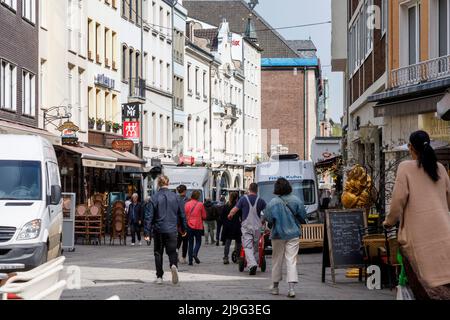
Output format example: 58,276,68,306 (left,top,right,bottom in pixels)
123,121,140,144
112,139,134,152
95,74,115,90
122,103,140,119
57,121,79,145
82,159,116,169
